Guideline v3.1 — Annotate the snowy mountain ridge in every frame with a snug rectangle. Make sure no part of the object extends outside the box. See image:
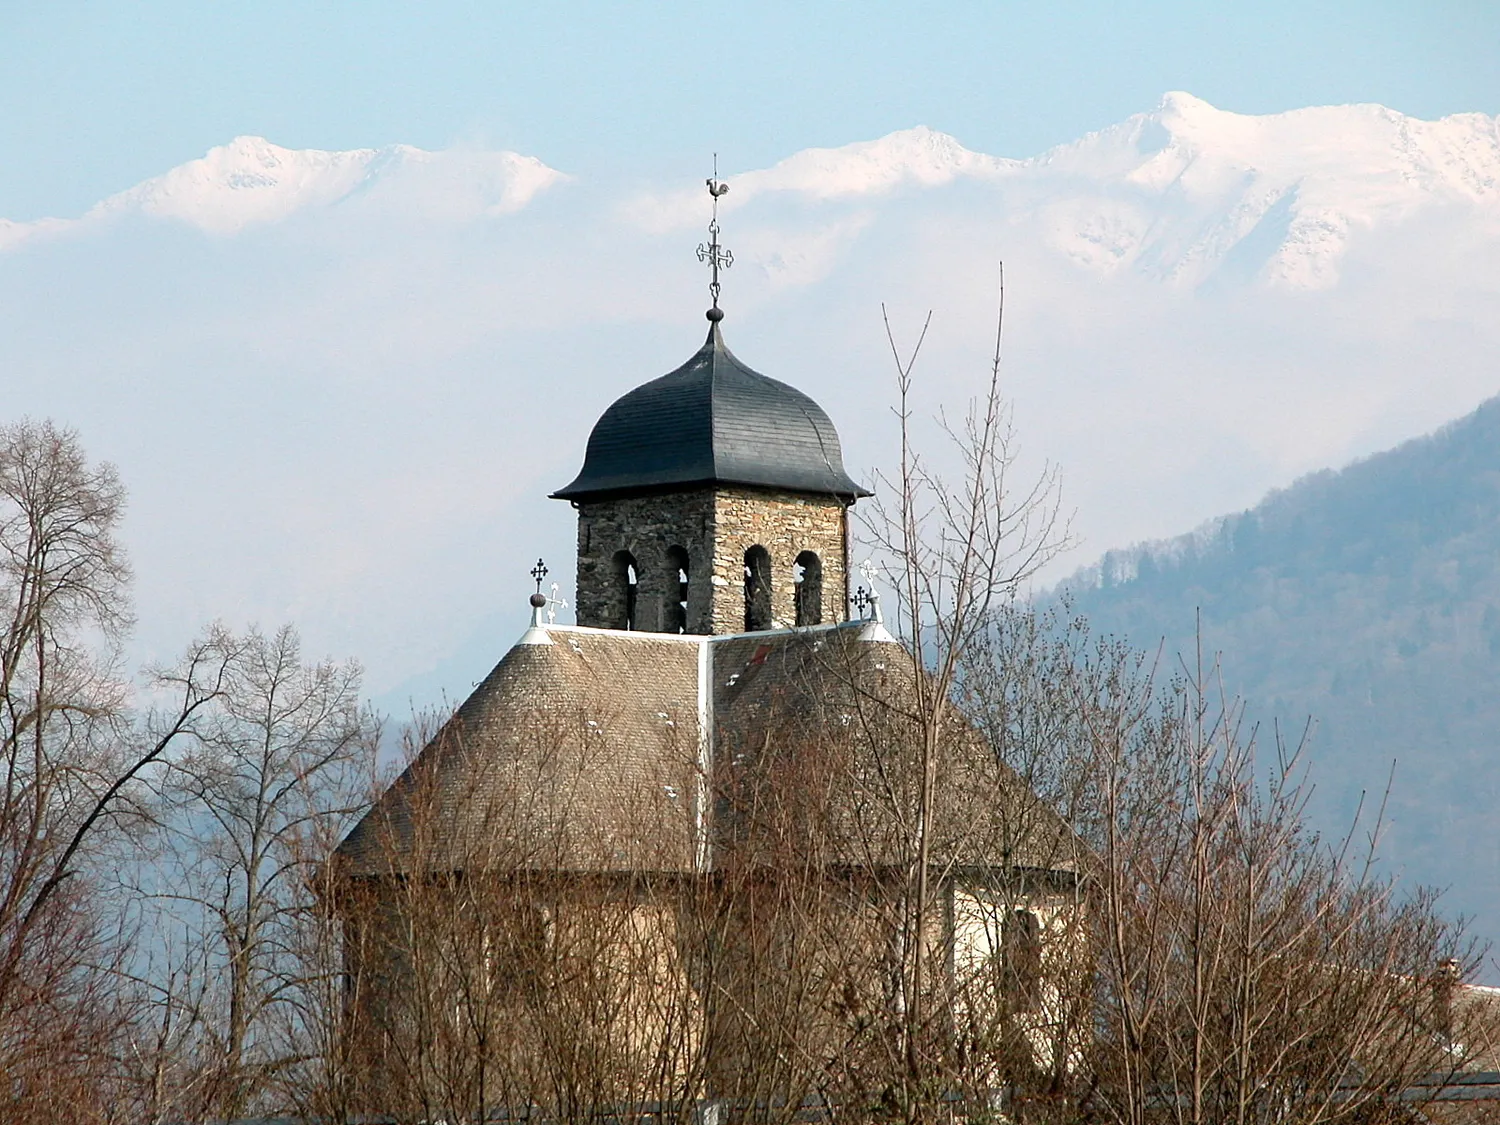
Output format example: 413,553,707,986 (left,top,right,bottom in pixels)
3,93,1499,288
95,135,384,233
0,136,566,248
630,92,1500,287
1032,91,1500,287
